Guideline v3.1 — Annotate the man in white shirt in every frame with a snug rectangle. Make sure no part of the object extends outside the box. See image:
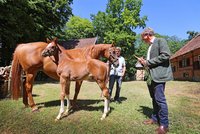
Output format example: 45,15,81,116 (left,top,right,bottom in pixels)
109,47,126,103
